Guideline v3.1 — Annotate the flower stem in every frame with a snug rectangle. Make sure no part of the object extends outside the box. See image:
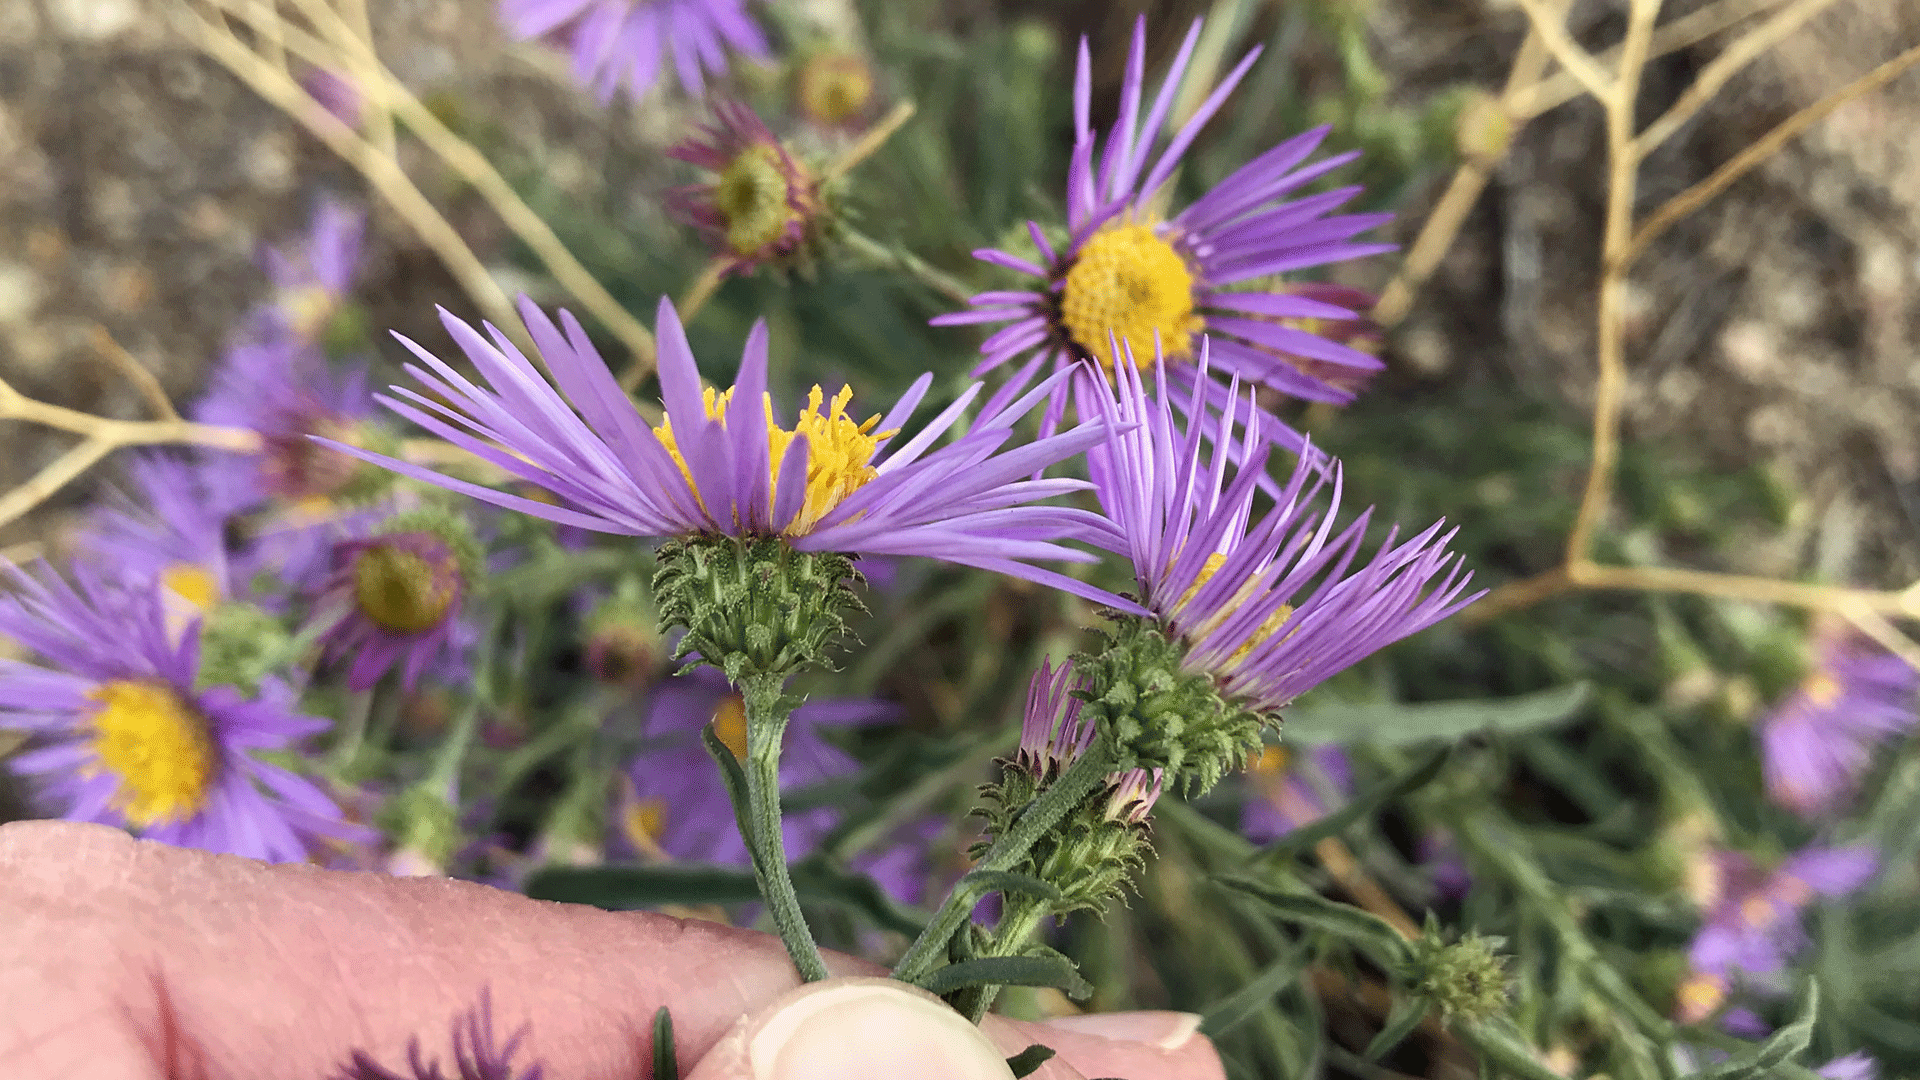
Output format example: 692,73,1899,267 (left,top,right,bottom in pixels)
837,226,975,305
741,673,830,982
959,897,1049,1022
893,738,1115,986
